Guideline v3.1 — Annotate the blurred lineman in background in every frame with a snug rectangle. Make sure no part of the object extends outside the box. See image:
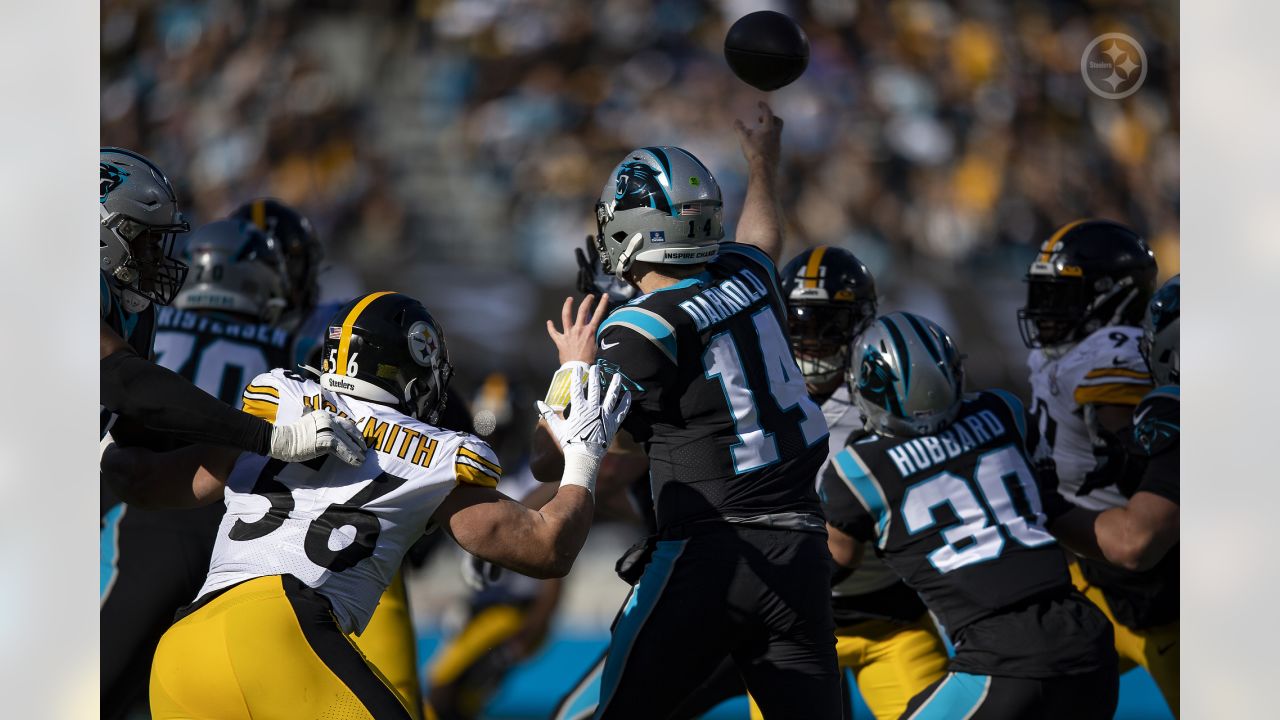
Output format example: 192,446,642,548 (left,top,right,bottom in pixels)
824,312,1118,718
99,147,367,505
767,246,948,720
102,218,293,718
1040,275,1181,716
539,104,844,717
1017,219,1178,714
